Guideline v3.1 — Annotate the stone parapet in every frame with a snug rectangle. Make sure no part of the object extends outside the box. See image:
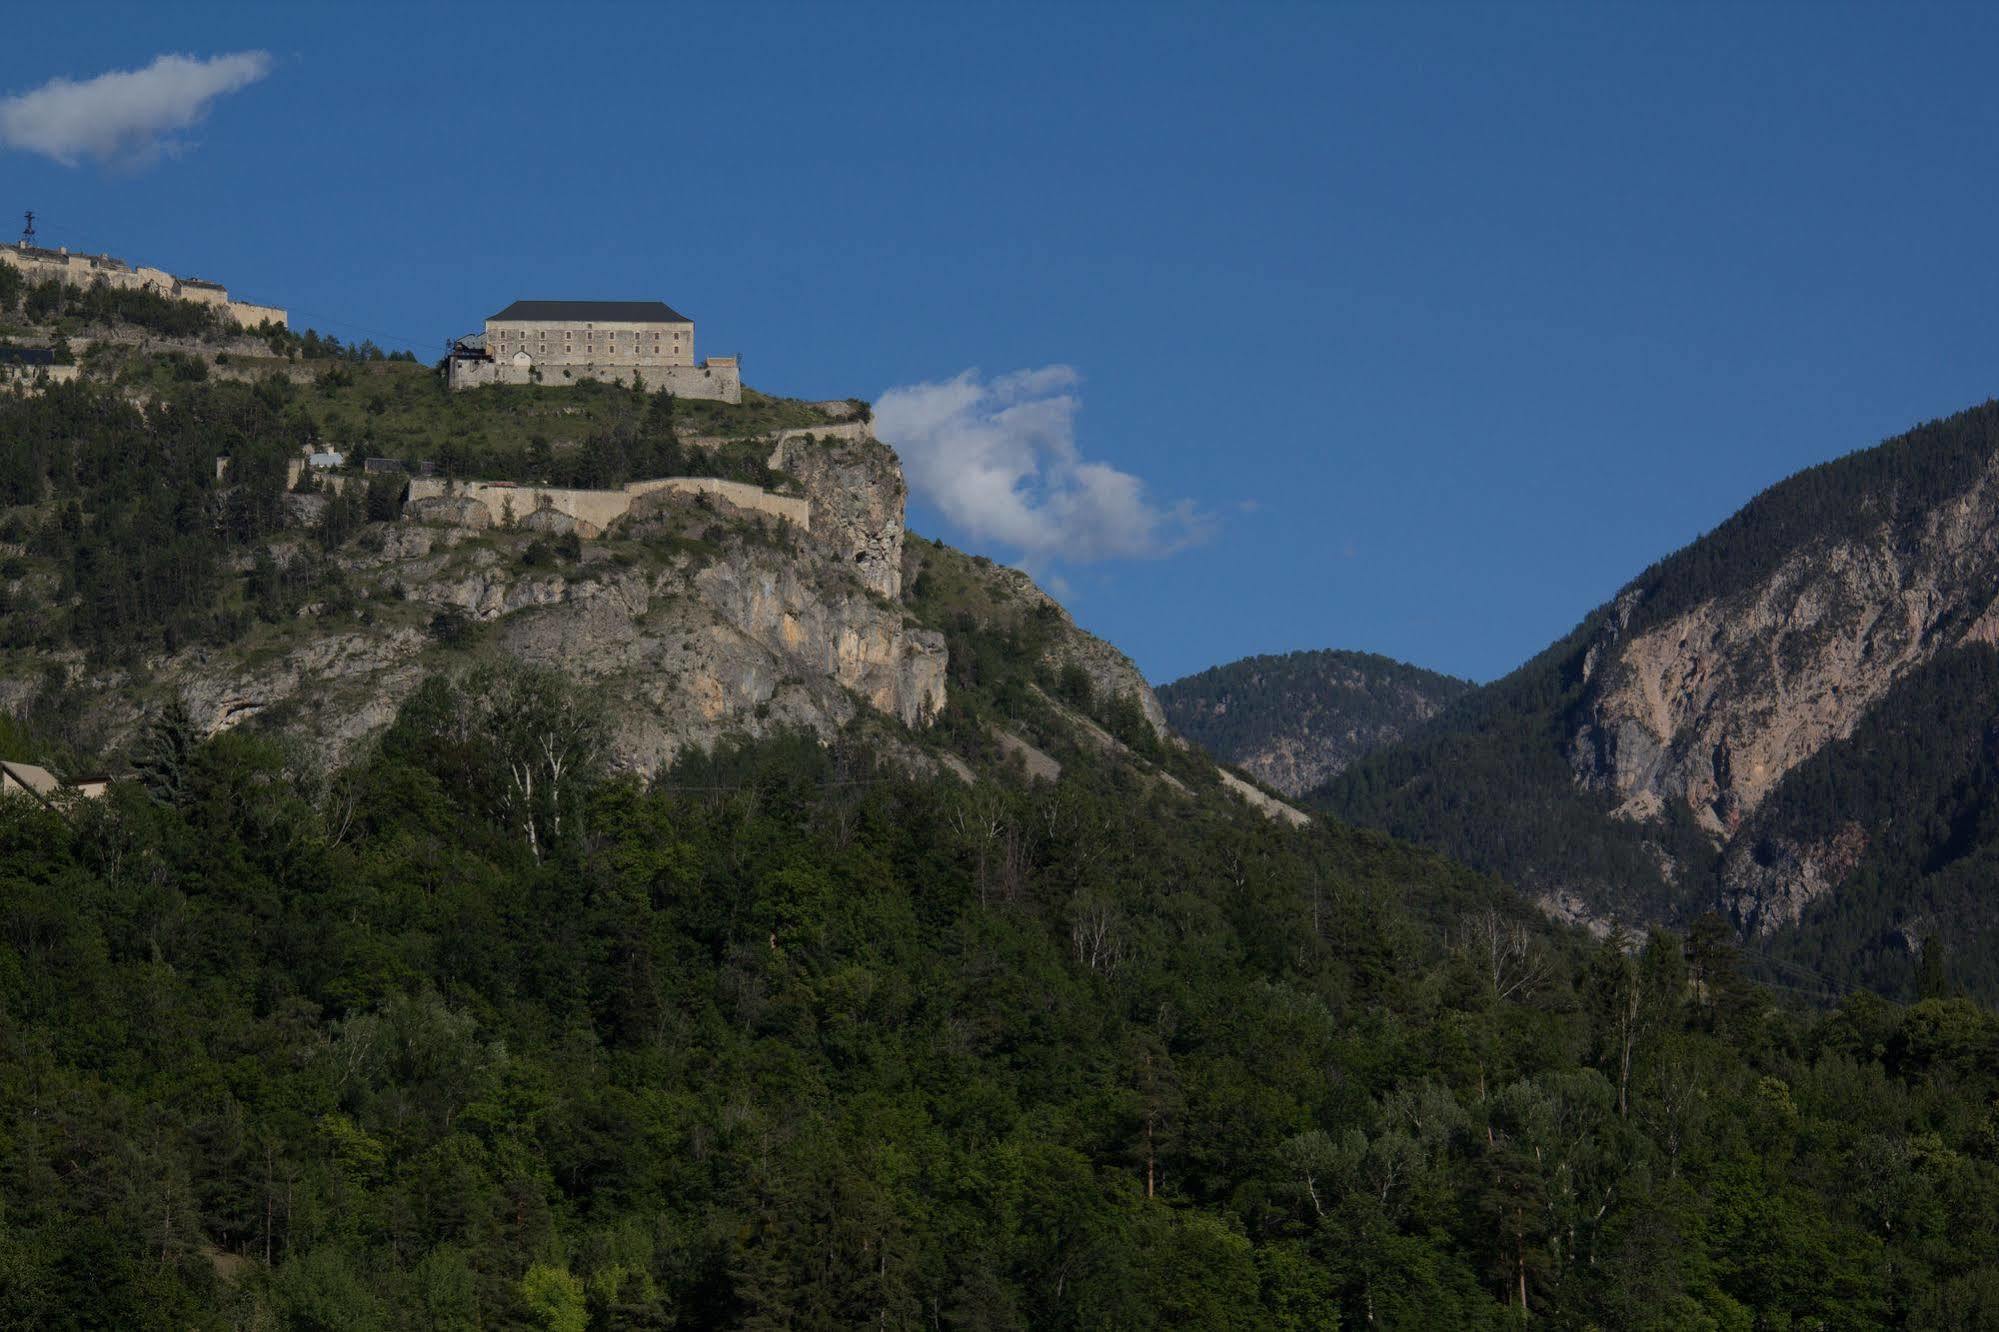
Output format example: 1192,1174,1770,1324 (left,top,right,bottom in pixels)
404,474,809,536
